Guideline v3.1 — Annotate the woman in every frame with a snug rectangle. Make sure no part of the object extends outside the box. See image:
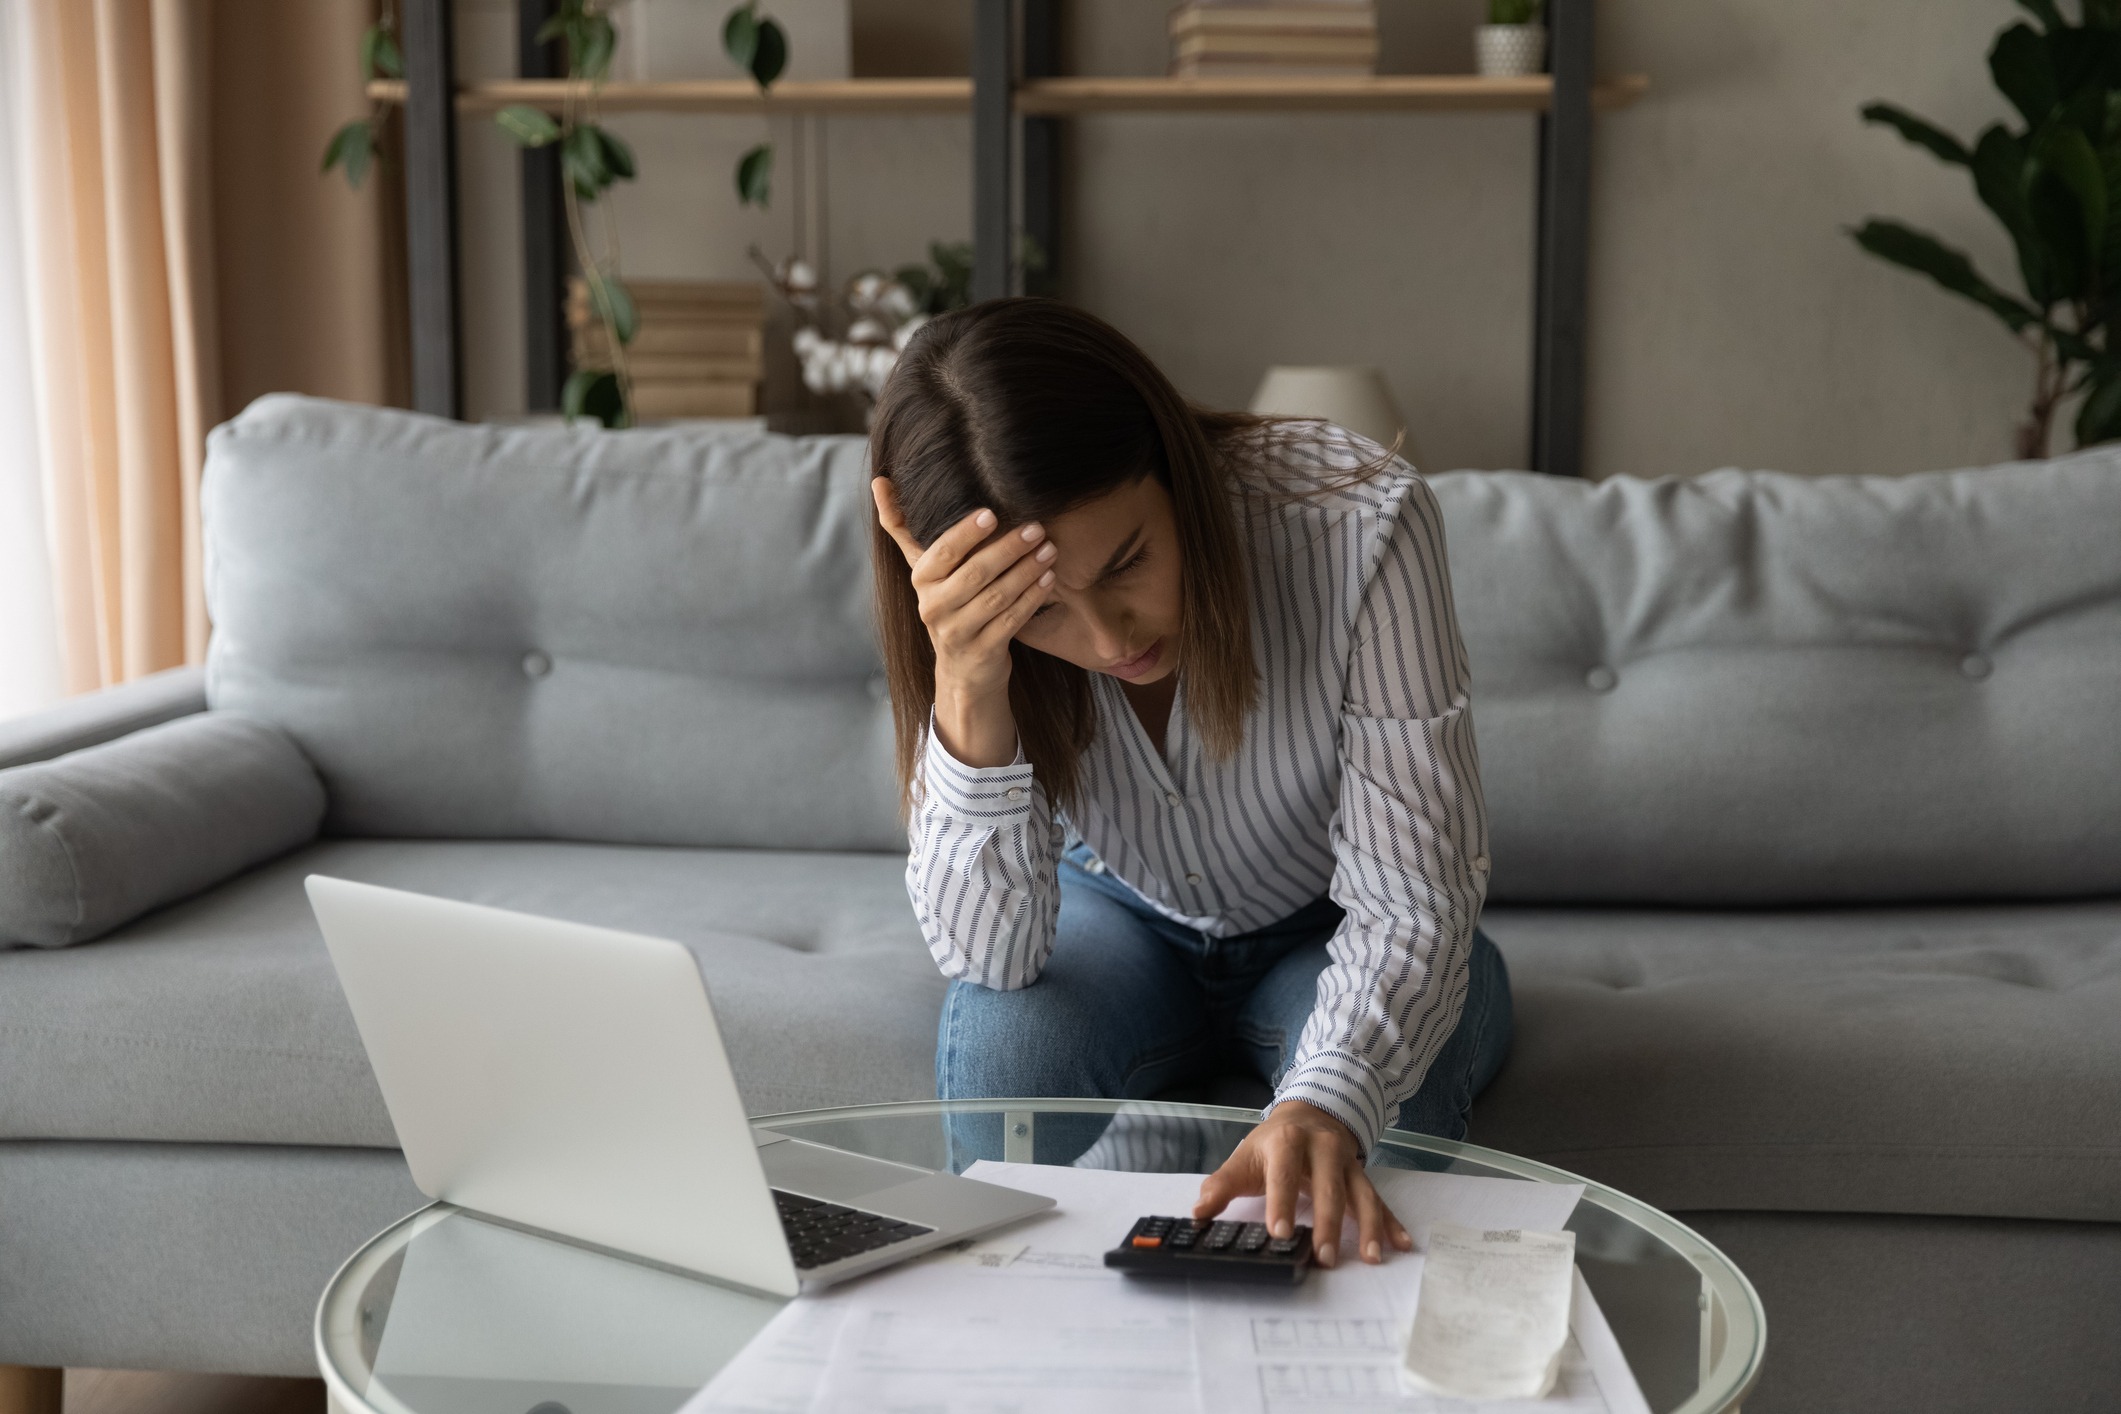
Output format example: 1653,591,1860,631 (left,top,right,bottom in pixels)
869,299,1510,1270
